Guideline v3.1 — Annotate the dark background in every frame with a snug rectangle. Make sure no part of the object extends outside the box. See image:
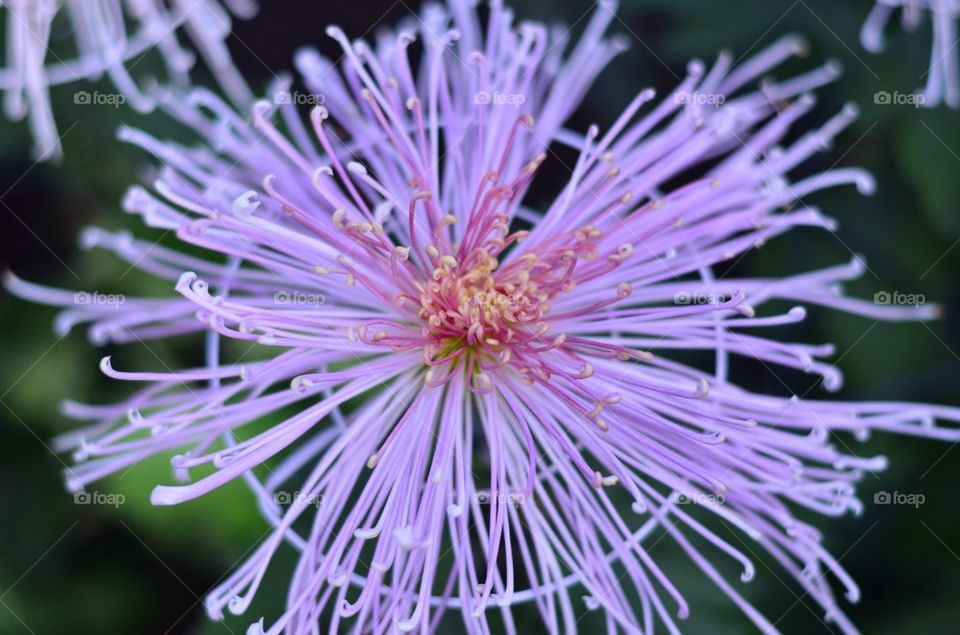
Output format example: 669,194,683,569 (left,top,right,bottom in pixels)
0,1,957,632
